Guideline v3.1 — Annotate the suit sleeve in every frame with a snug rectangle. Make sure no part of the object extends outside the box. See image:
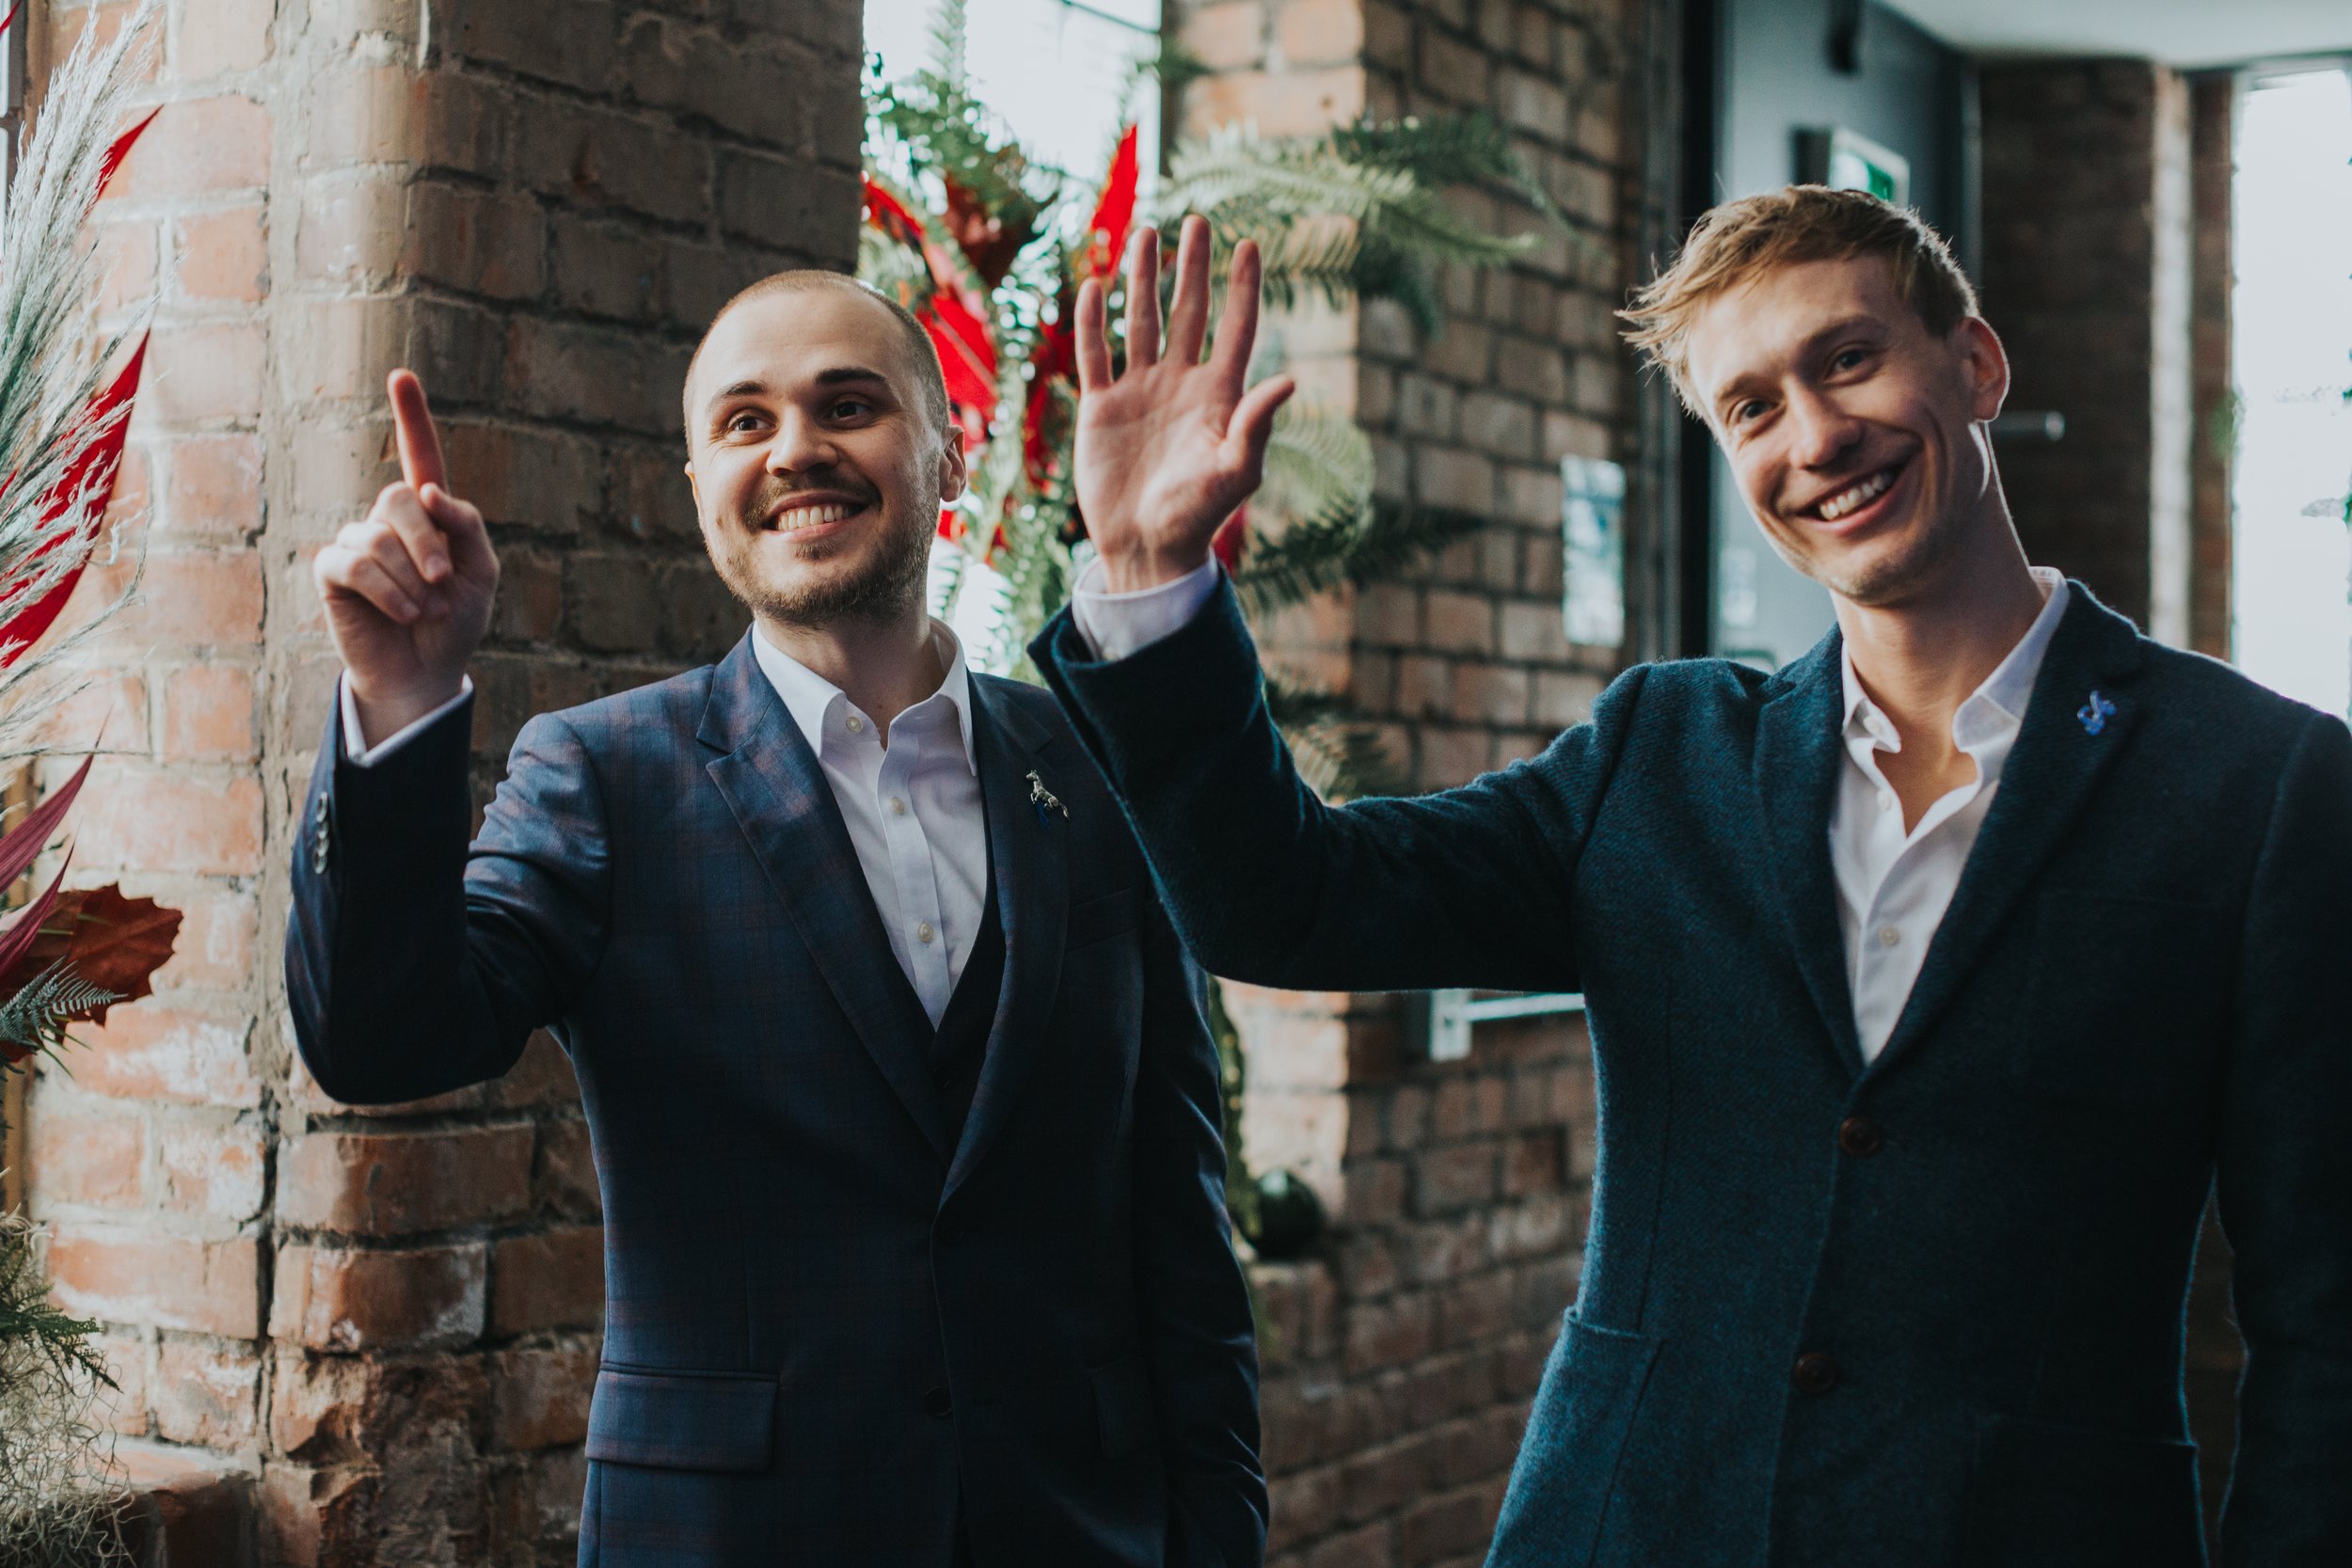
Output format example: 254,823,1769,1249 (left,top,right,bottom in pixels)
1132,887,1267,1568
1031,577,1645,994
2215,709,2352,1563
285,694,612,1104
